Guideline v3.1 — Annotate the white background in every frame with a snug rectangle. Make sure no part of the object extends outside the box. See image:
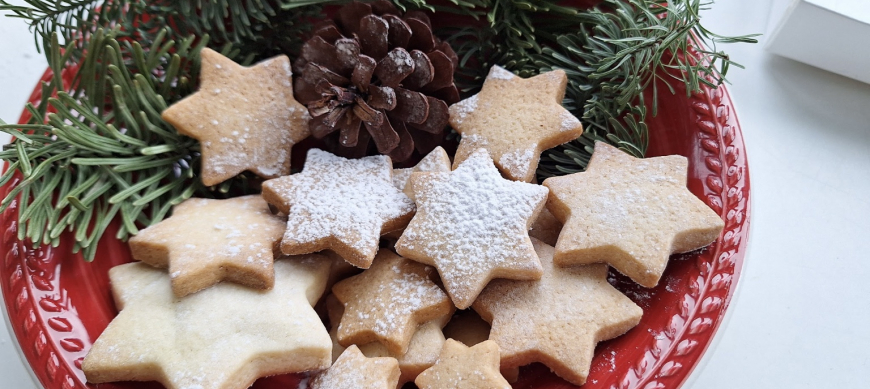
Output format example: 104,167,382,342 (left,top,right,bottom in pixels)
2,0,869,388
